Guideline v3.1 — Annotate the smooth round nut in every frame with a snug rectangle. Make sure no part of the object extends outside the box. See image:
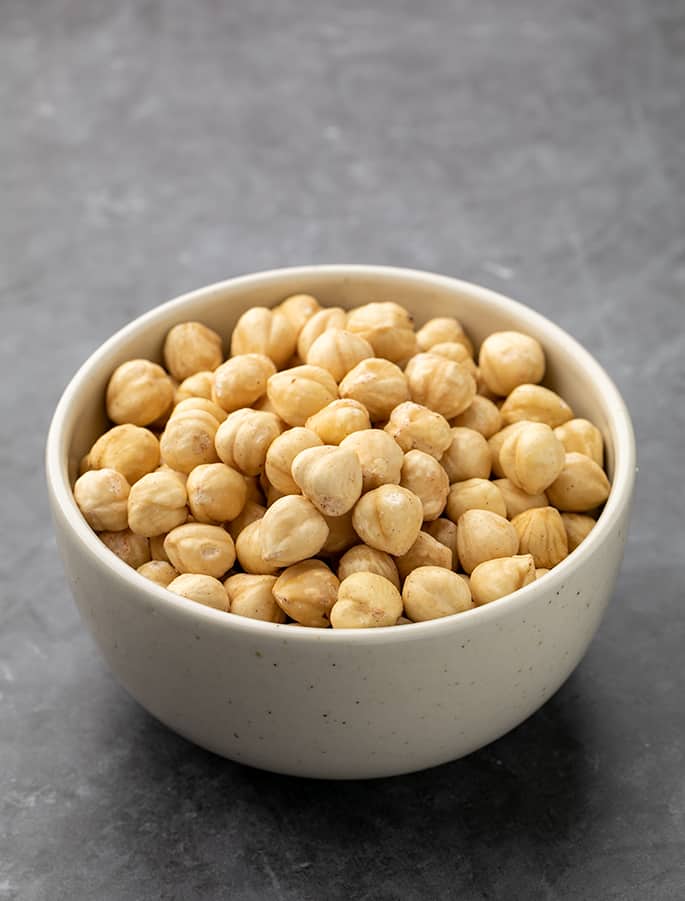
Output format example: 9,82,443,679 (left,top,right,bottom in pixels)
561,513,596,551
174,370,214,404
106,359,174,426
384,402,452,459
137,560,178,587
488,421,529,478
215,409,283,476
127,470,188,537
402,566,473,621
423,518,459,569
400,450,450,521
404,353,476,419
99,529,150,568
470,555,536,606
451,395,502,439
427,342,476,373
170,397,227,423
395,531,452,581
224,574,285,623
164,523,235,577
265,427,323,494
297,307,348,359
500,384,573,429
305,328,374,382
352,484,423,556
330,572,402,628
230,307,297,368
441,427,492,482
167,573,228,611
274,560,340,627
321,510,358,555
266,365,338,427
493,478,548,519
186,463,247,524
345,302,417,363
234,519,279,574
499,422,565,495
416,317,472,355
340,430,404,492
291,445,363,516
306,399,371,445
456,509,519,574
88,424,160,484
163,322,223,381
478,331,545,396
337,544,400,589
228,500,266,542
276,294,321,334
546,452,611,512
259,495,329,566
160,409,220,474
446,478,506,521
211,354,276,413
74,468,130,531
512,507,568,569
338,358,410,422
554,419,604,466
